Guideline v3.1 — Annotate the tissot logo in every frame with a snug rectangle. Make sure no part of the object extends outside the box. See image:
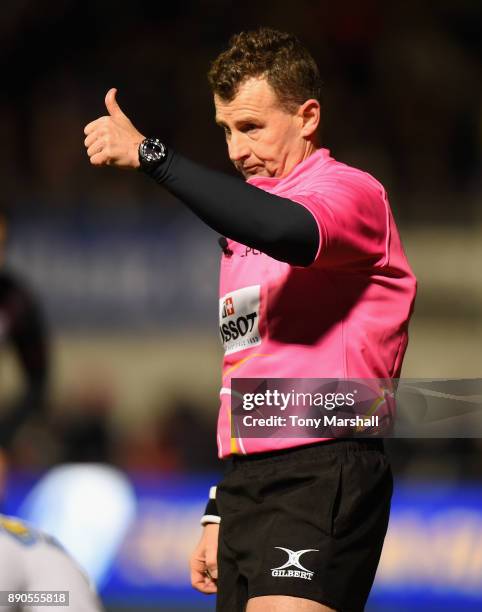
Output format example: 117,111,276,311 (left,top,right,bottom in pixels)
271,547,319,580
221,297,235,318
219,286,261,354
